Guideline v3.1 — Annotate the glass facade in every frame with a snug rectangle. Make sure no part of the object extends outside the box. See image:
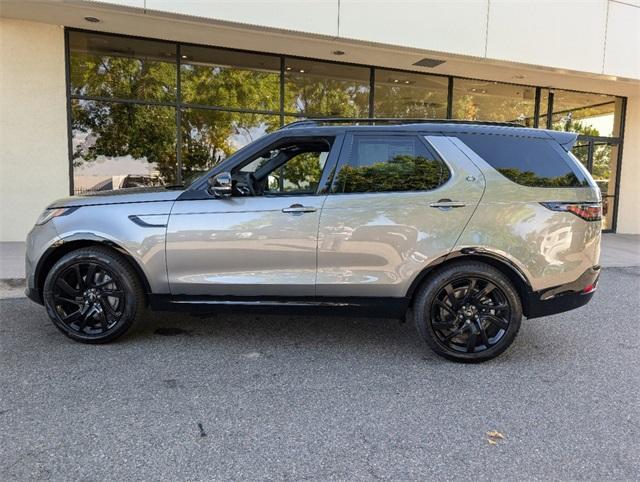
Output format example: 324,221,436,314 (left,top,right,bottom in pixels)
452,79,537,126
284,58,370,117
66,29,626,230
374,69,448,118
